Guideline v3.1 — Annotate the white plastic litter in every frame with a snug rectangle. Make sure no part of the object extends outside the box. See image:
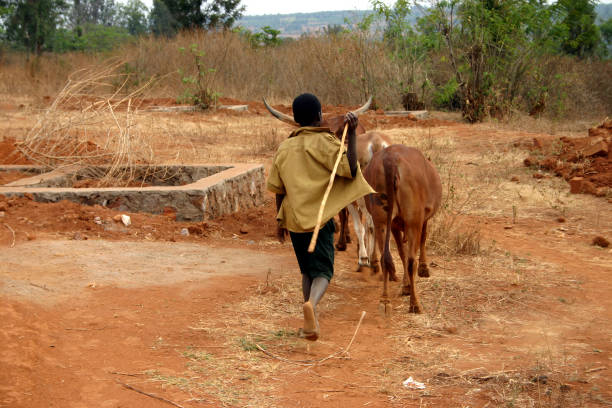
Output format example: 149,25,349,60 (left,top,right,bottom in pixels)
402,377,426,389
120,214,131,226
